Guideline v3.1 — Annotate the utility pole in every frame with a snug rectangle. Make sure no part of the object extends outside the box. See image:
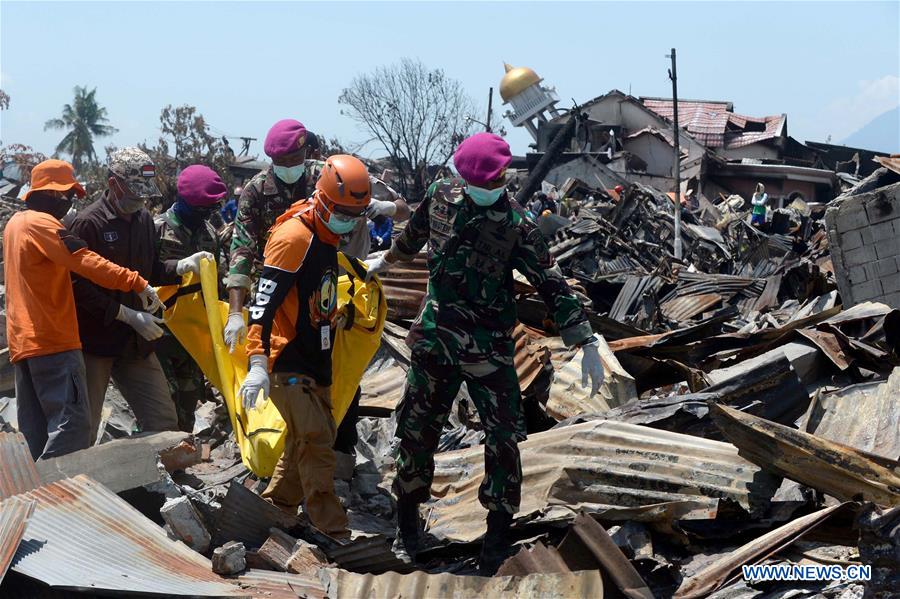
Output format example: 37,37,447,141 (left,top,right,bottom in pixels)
486,87,493,132
667,48,683,260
